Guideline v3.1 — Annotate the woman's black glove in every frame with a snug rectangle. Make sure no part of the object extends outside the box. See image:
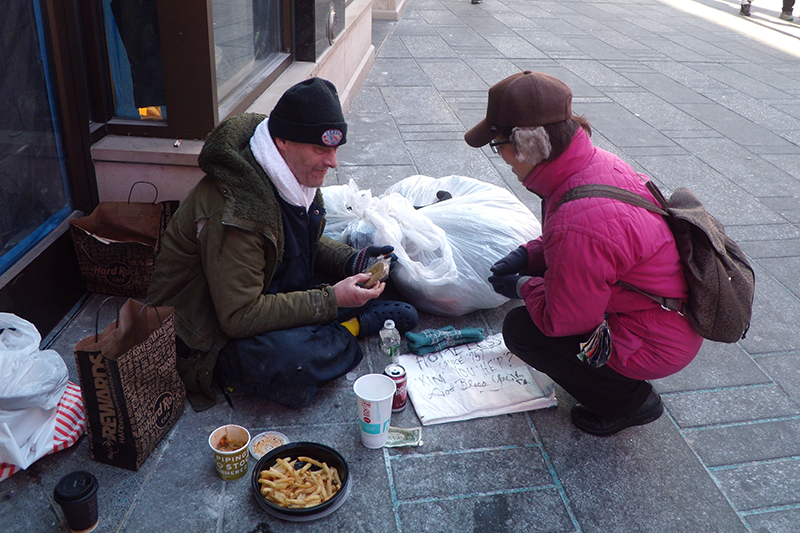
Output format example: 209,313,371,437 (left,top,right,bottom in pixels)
348,245,396,276
490,246,529,276
488,274,531,300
